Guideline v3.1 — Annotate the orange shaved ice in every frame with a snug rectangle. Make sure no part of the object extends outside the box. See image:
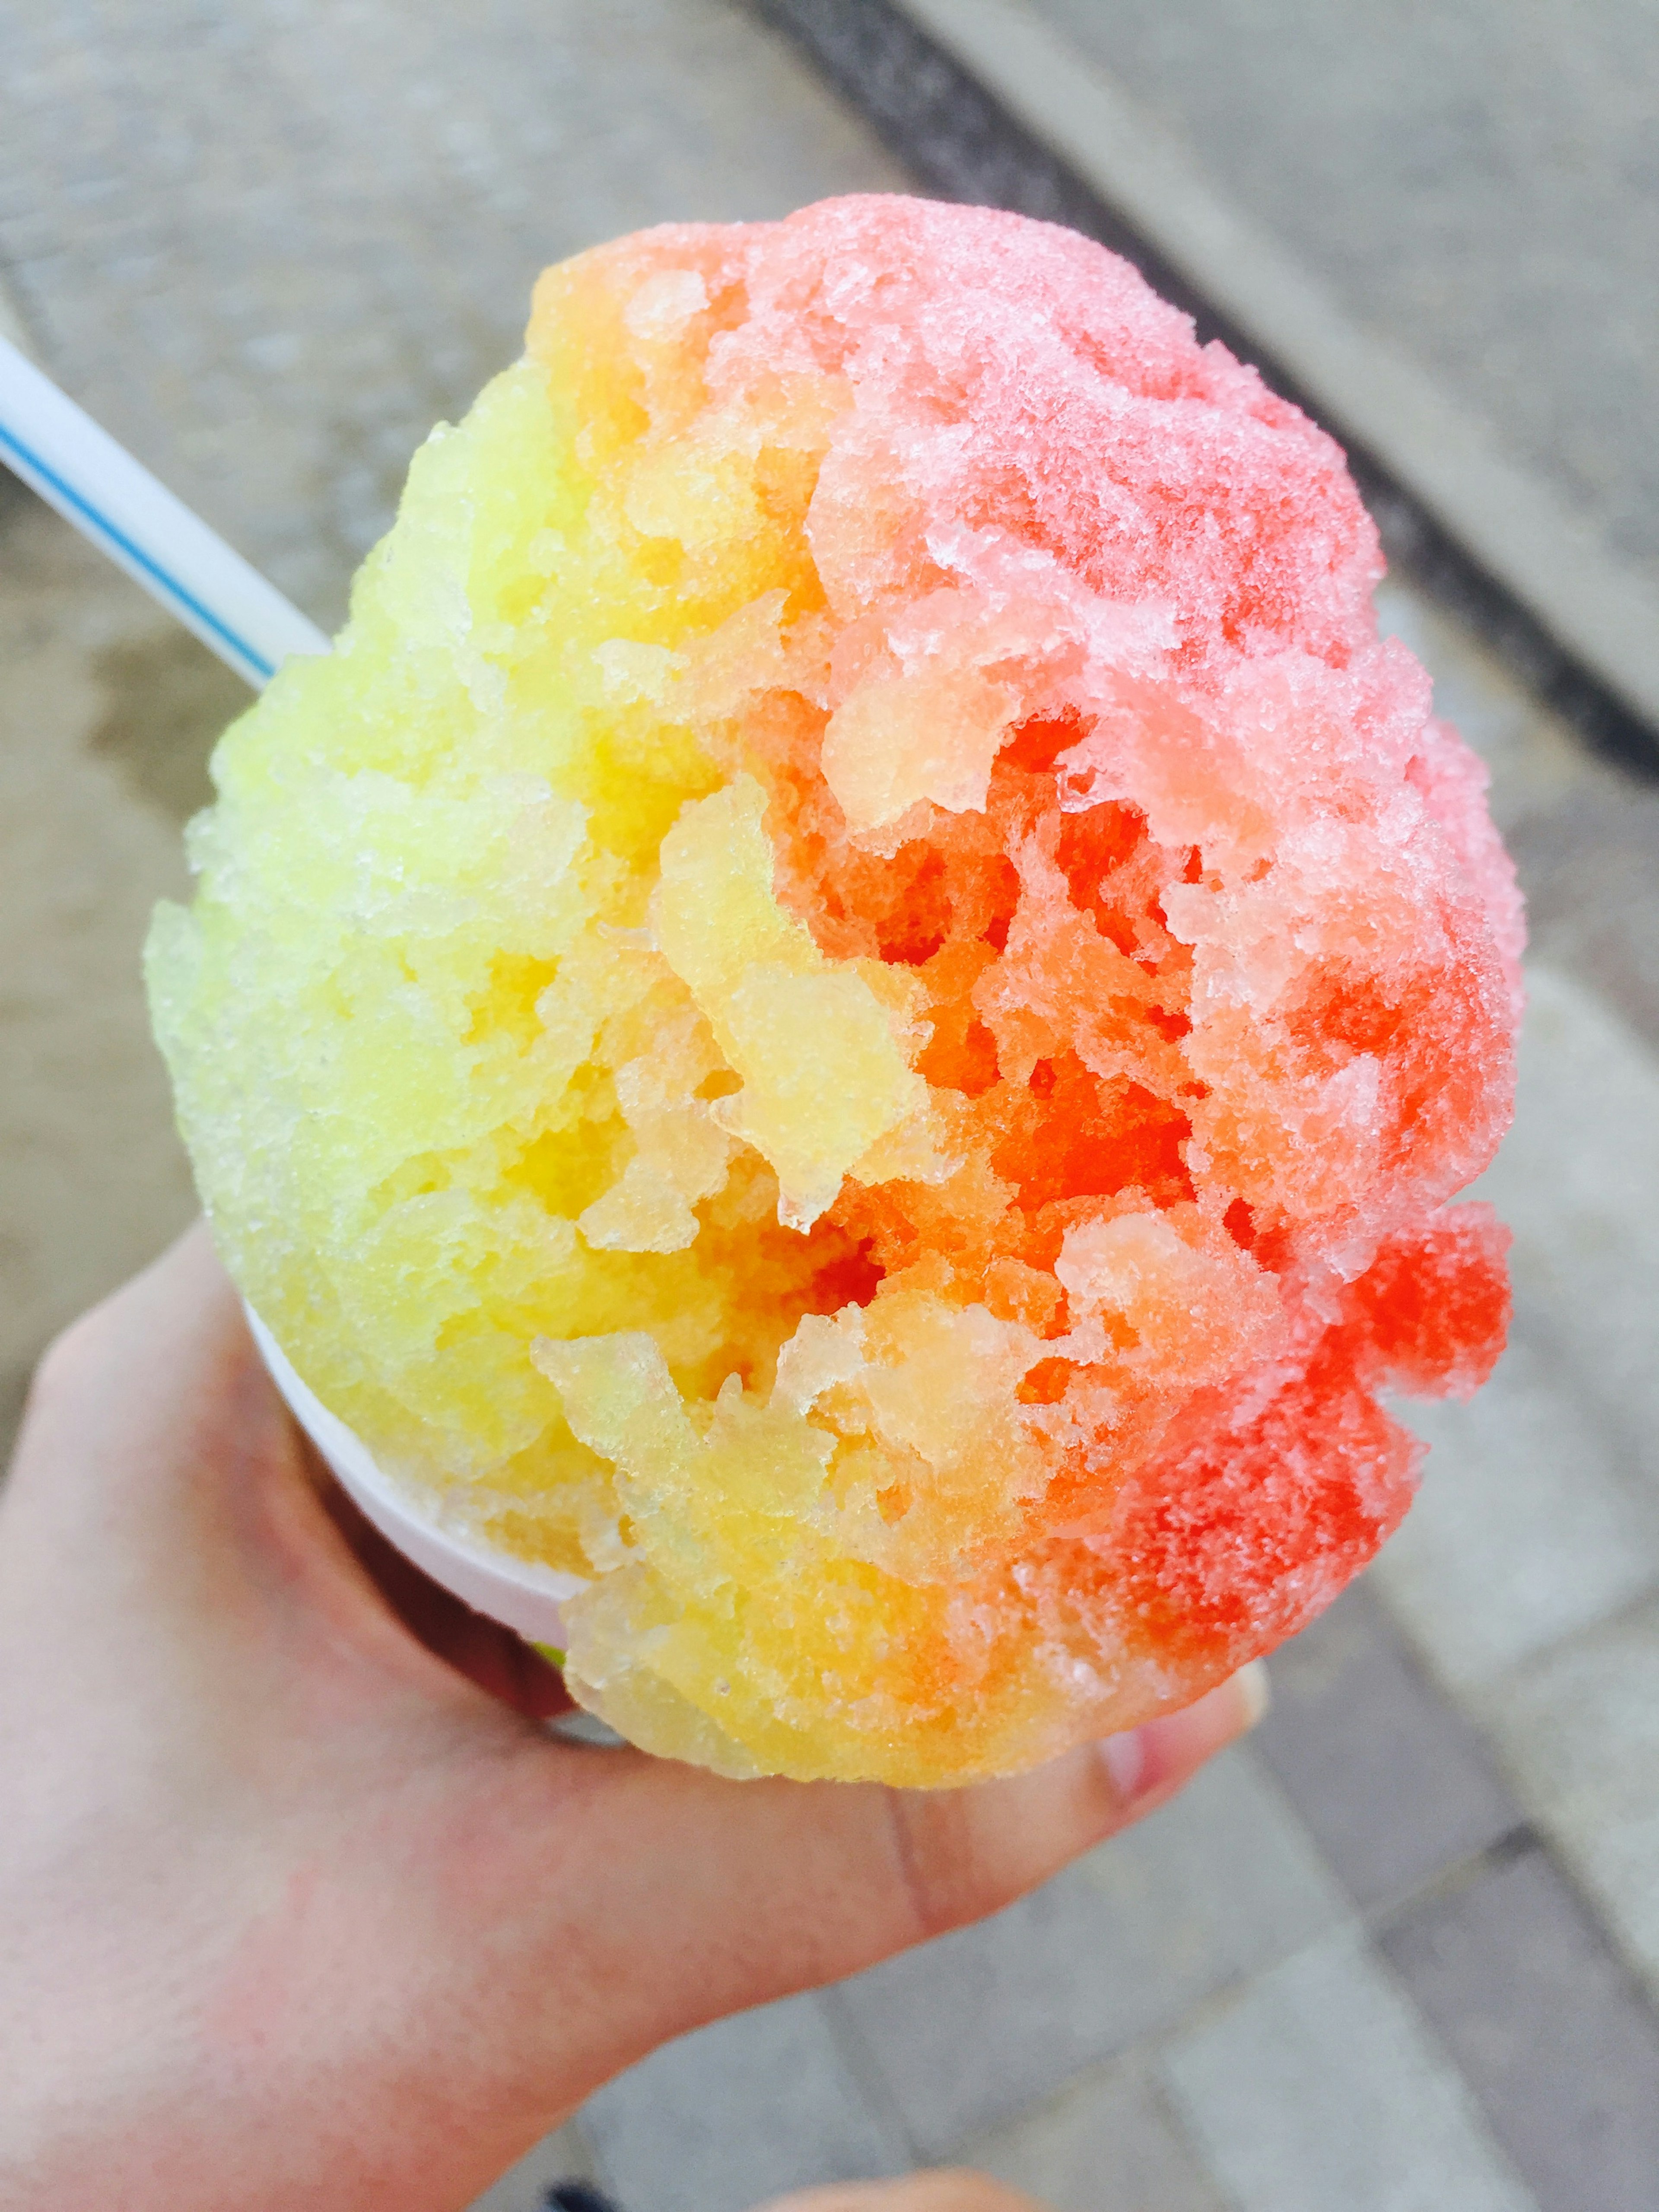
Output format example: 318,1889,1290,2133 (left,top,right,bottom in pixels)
146,196,1521,1784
